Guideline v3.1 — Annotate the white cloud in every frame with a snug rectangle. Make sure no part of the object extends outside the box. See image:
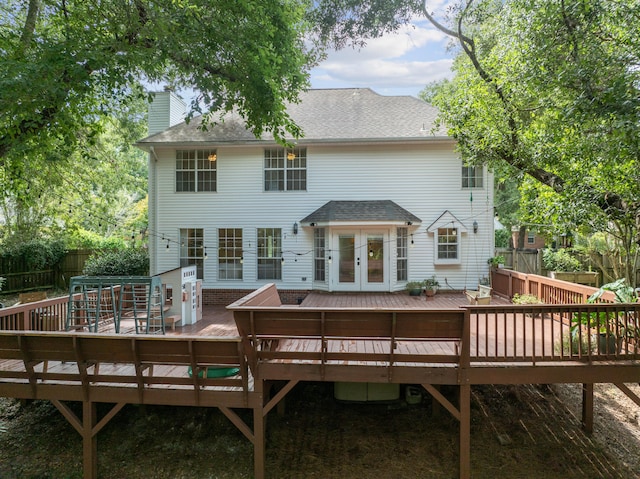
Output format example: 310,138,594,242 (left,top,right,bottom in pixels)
310,19,456,96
